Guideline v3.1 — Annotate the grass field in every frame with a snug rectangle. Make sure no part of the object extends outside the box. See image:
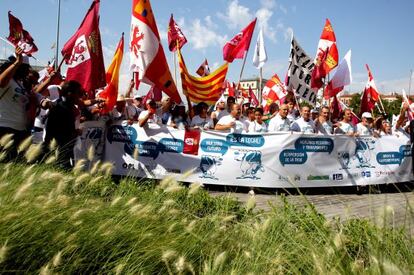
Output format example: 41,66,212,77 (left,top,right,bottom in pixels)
0,138,413,274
